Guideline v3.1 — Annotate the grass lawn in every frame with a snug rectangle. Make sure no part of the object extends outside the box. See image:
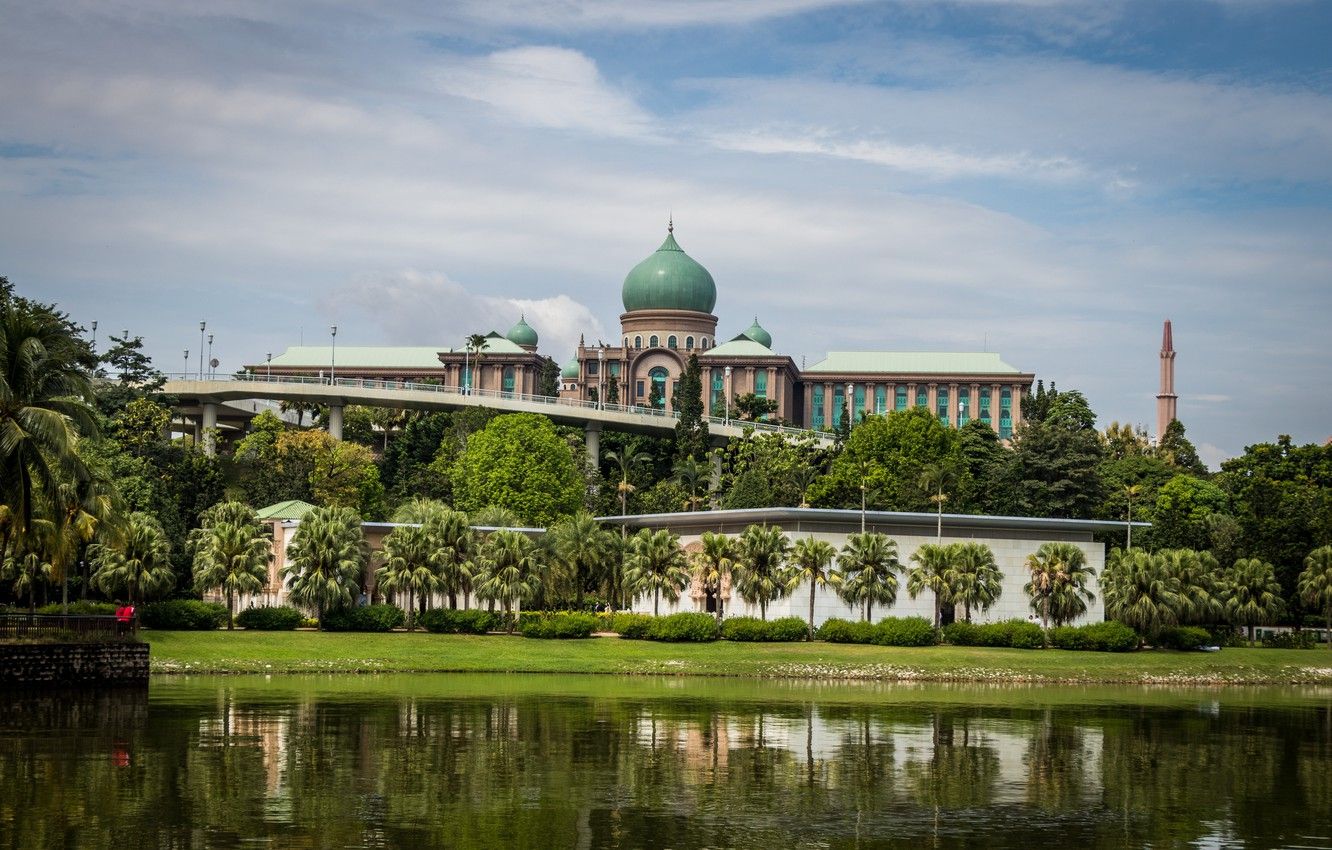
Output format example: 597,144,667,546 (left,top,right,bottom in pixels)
146,630,1332,684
